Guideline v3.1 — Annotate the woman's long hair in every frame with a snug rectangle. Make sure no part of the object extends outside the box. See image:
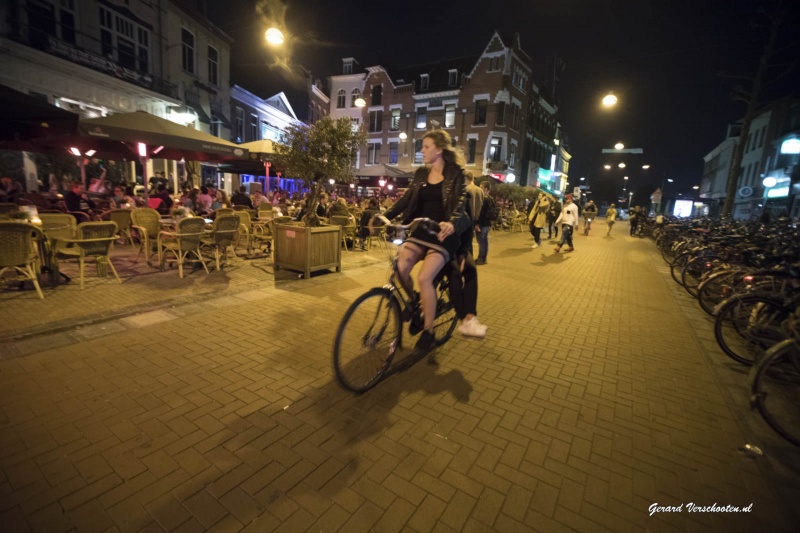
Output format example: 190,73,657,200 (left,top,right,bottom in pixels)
423,129,466,168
